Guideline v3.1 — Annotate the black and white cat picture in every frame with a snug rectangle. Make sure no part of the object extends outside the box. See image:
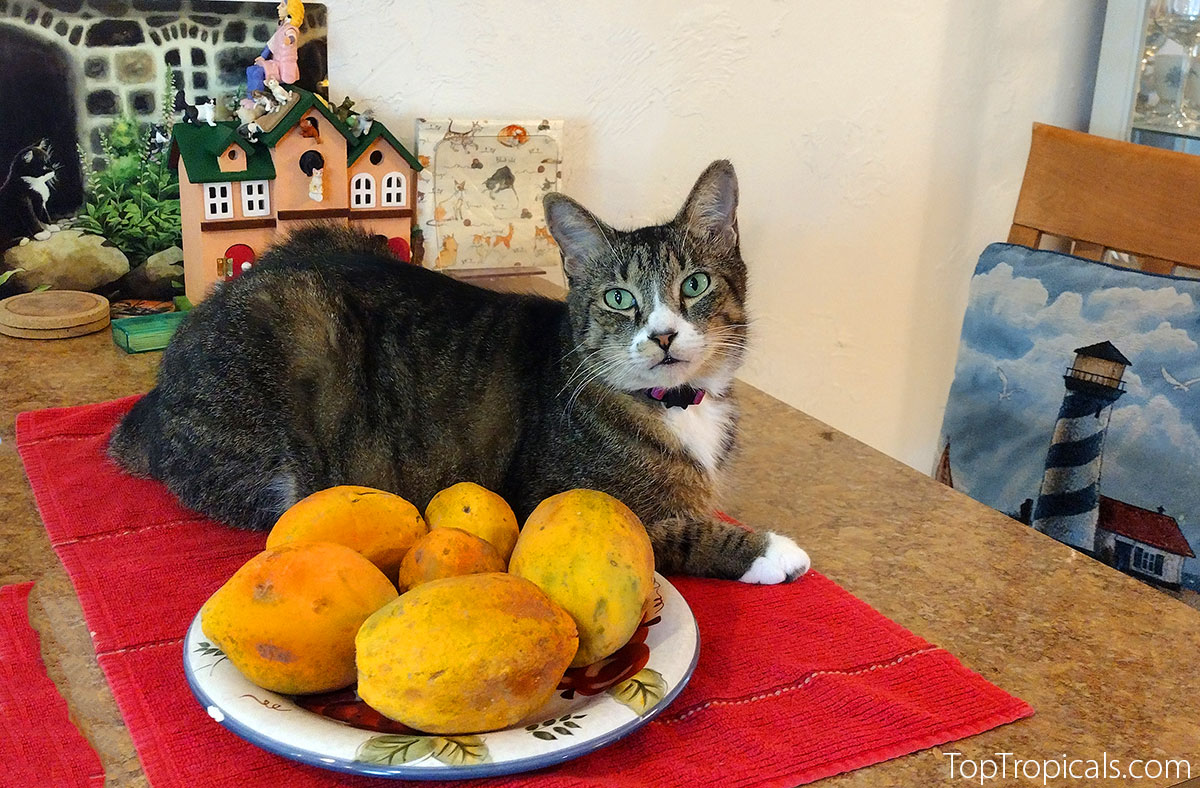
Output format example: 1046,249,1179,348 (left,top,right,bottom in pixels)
0,139,61,249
